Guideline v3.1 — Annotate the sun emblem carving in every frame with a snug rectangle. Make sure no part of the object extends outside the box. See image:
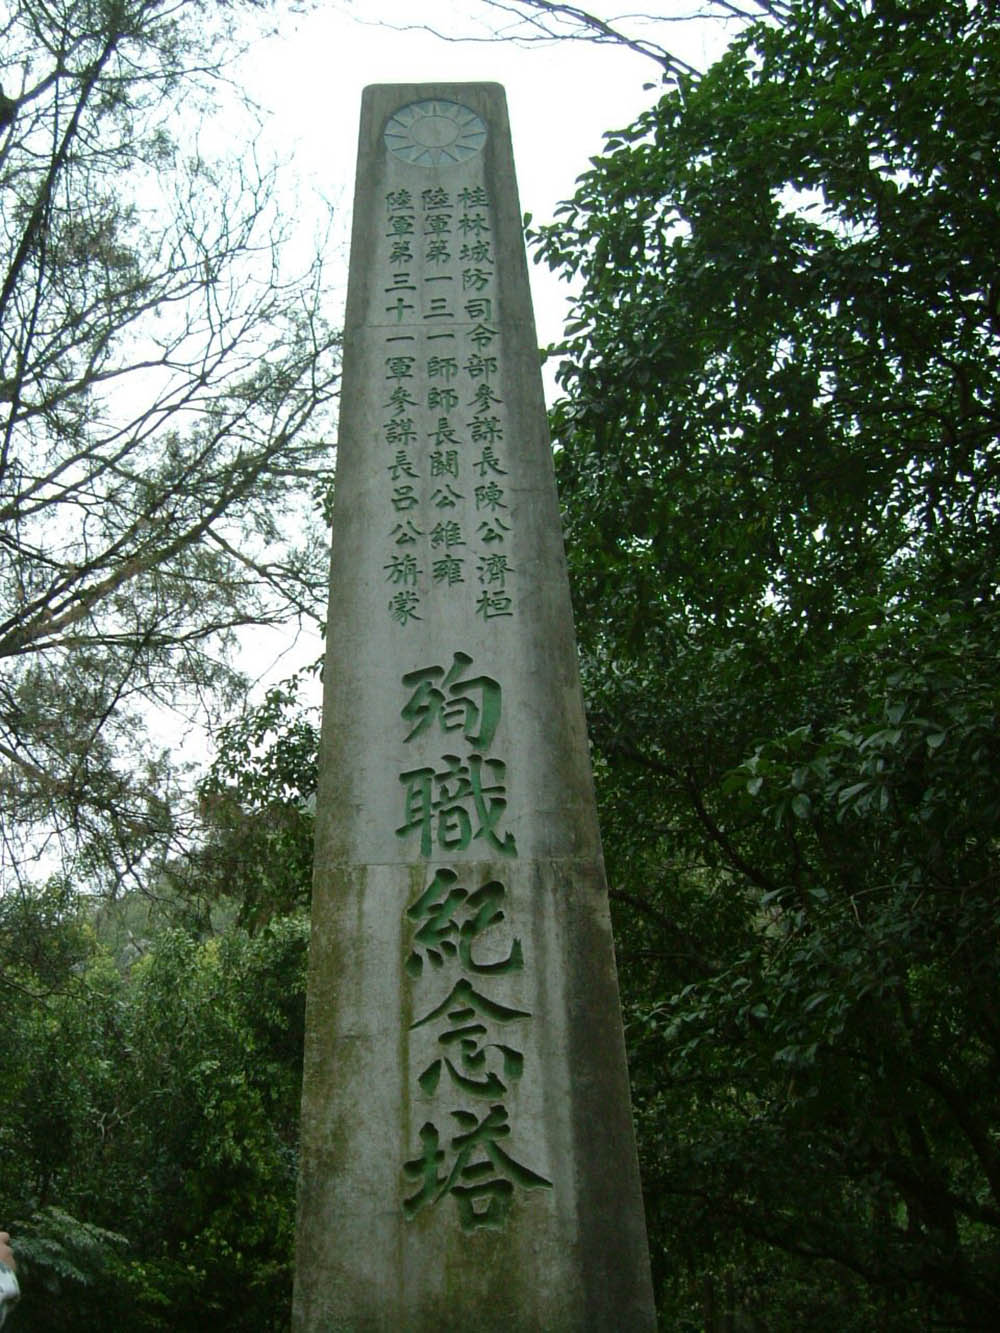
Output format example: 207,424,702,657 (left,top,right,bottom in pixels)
384,100,487,166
